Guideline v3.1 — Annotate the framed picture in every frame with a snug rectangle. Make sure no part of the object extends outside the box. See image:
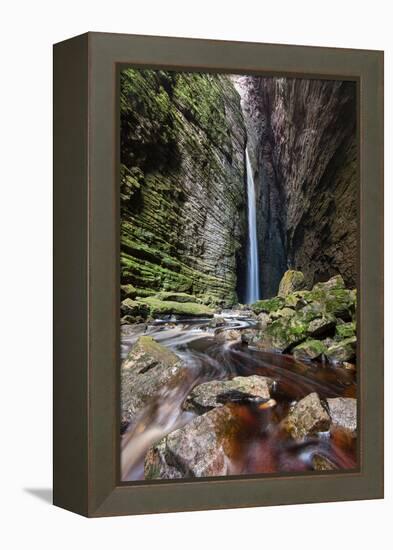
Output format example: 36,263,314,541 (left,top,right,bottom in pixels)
53,32,384,517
